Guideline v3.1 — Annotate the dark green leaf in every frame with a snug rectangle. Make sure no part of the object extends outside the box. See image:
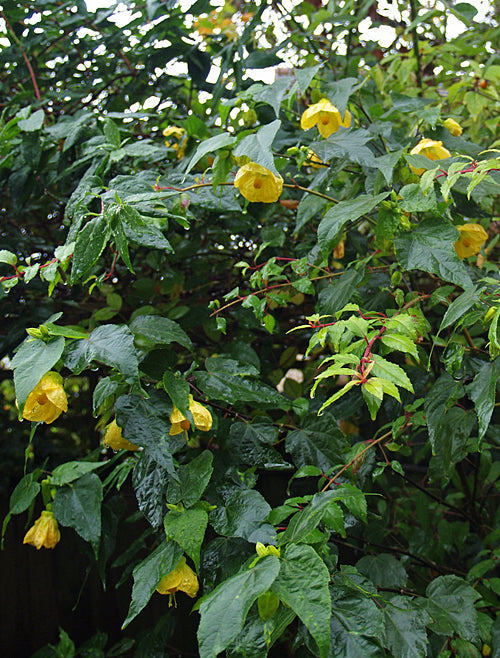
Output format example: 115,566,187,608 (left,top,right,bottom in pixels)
318,268,365,315
51,461,107,486
131,314,193,350
122,540,183,628
227,604,296,658
64,324,139,383
72,214,110,281
425,575,480,641
167,450,213,508
439,286,480,331
132,453,169,527
356,554,408,588
382,595,430,658
227,422,291,470
163,370,191,416
9,472,41,514
285,415,348,472
53,473,103,552
395,218,472,288
466,358,500,440
198,555,280,658
272,543,331,658
233,120,281,175
164,506,208,572
210,489,276,544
